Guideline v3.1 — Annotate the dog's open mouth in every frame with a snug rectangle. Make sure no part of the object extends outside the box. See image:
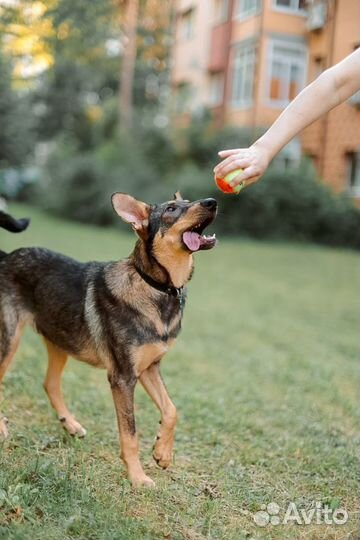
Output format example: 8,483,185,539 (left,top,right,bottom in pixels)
182,216,217,252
